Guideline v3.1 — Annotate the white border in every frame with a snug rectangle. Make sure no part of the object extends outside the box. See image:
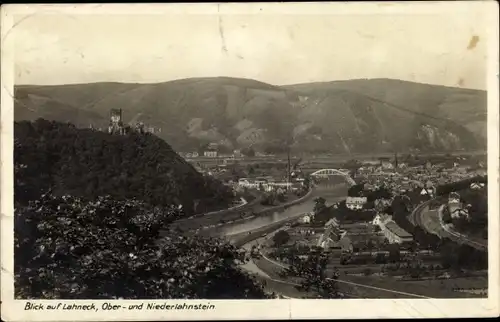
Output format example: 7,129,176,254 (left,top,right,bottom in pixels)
1,2,499,321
